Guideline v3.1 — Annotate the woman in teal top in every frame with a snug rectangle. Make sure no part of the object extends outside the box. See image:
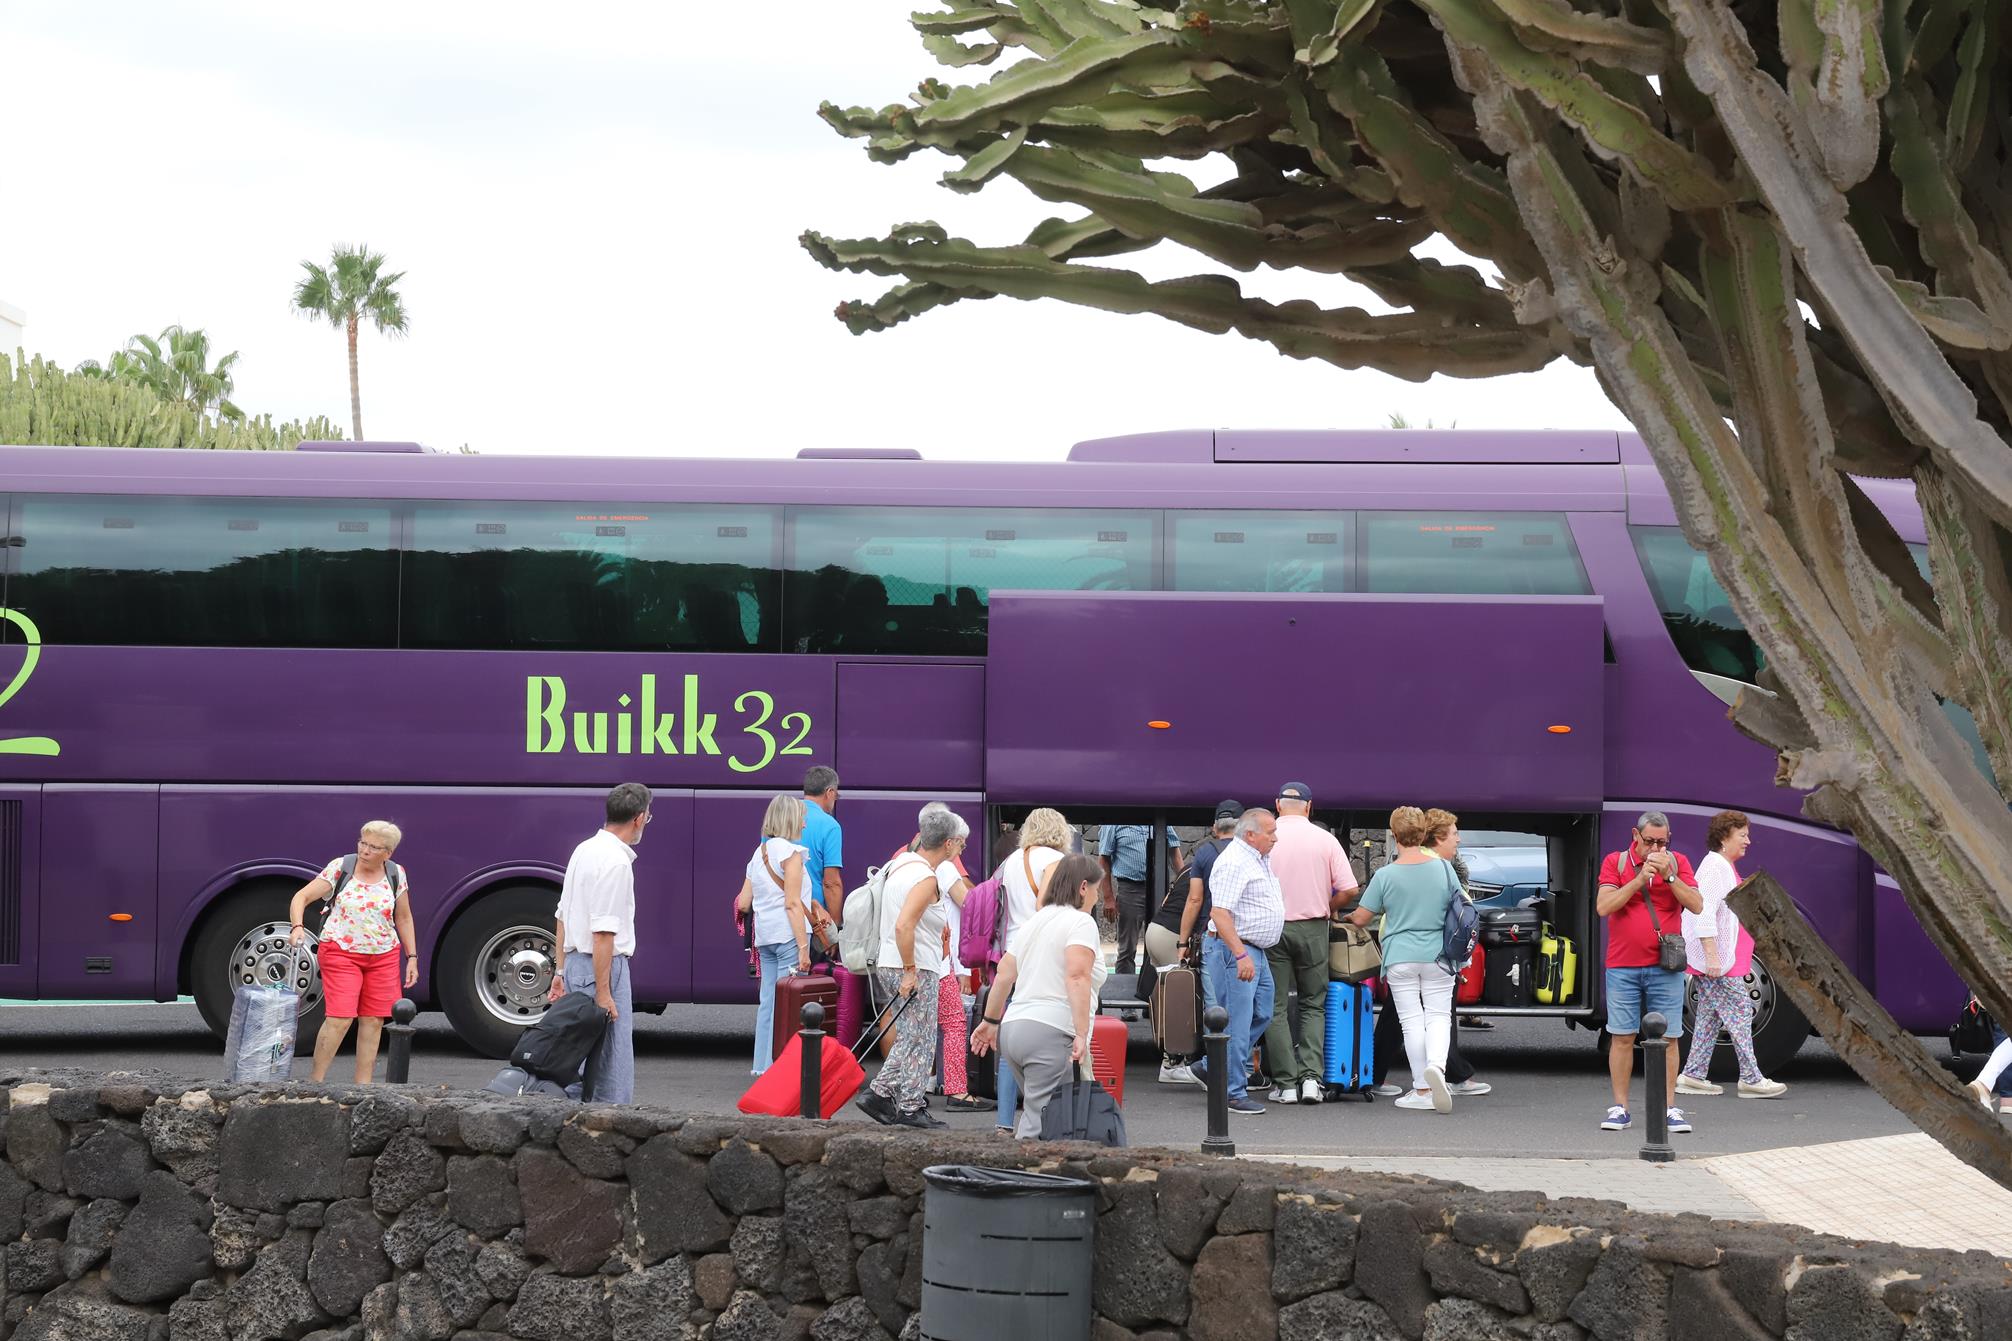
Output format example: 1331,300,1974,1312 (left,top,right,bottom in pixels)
1345,806,1458,1113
